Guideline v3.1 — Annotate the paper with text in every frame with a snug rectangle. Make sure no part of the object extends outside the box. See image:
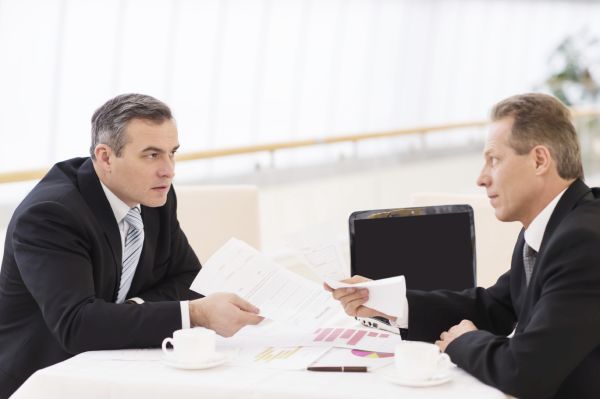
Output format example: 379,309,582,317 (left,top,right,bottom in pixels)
191,238,341,327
